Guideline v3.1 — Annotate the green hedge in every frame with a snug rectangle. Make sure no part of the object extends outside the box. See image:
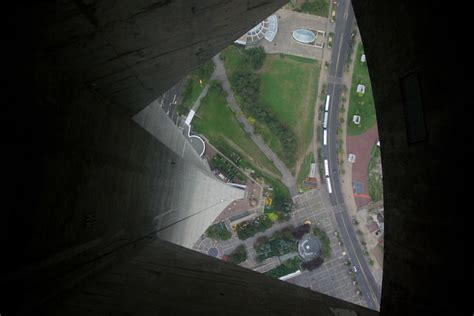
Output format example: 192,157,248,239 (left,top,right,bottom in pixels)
265,257,301,278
